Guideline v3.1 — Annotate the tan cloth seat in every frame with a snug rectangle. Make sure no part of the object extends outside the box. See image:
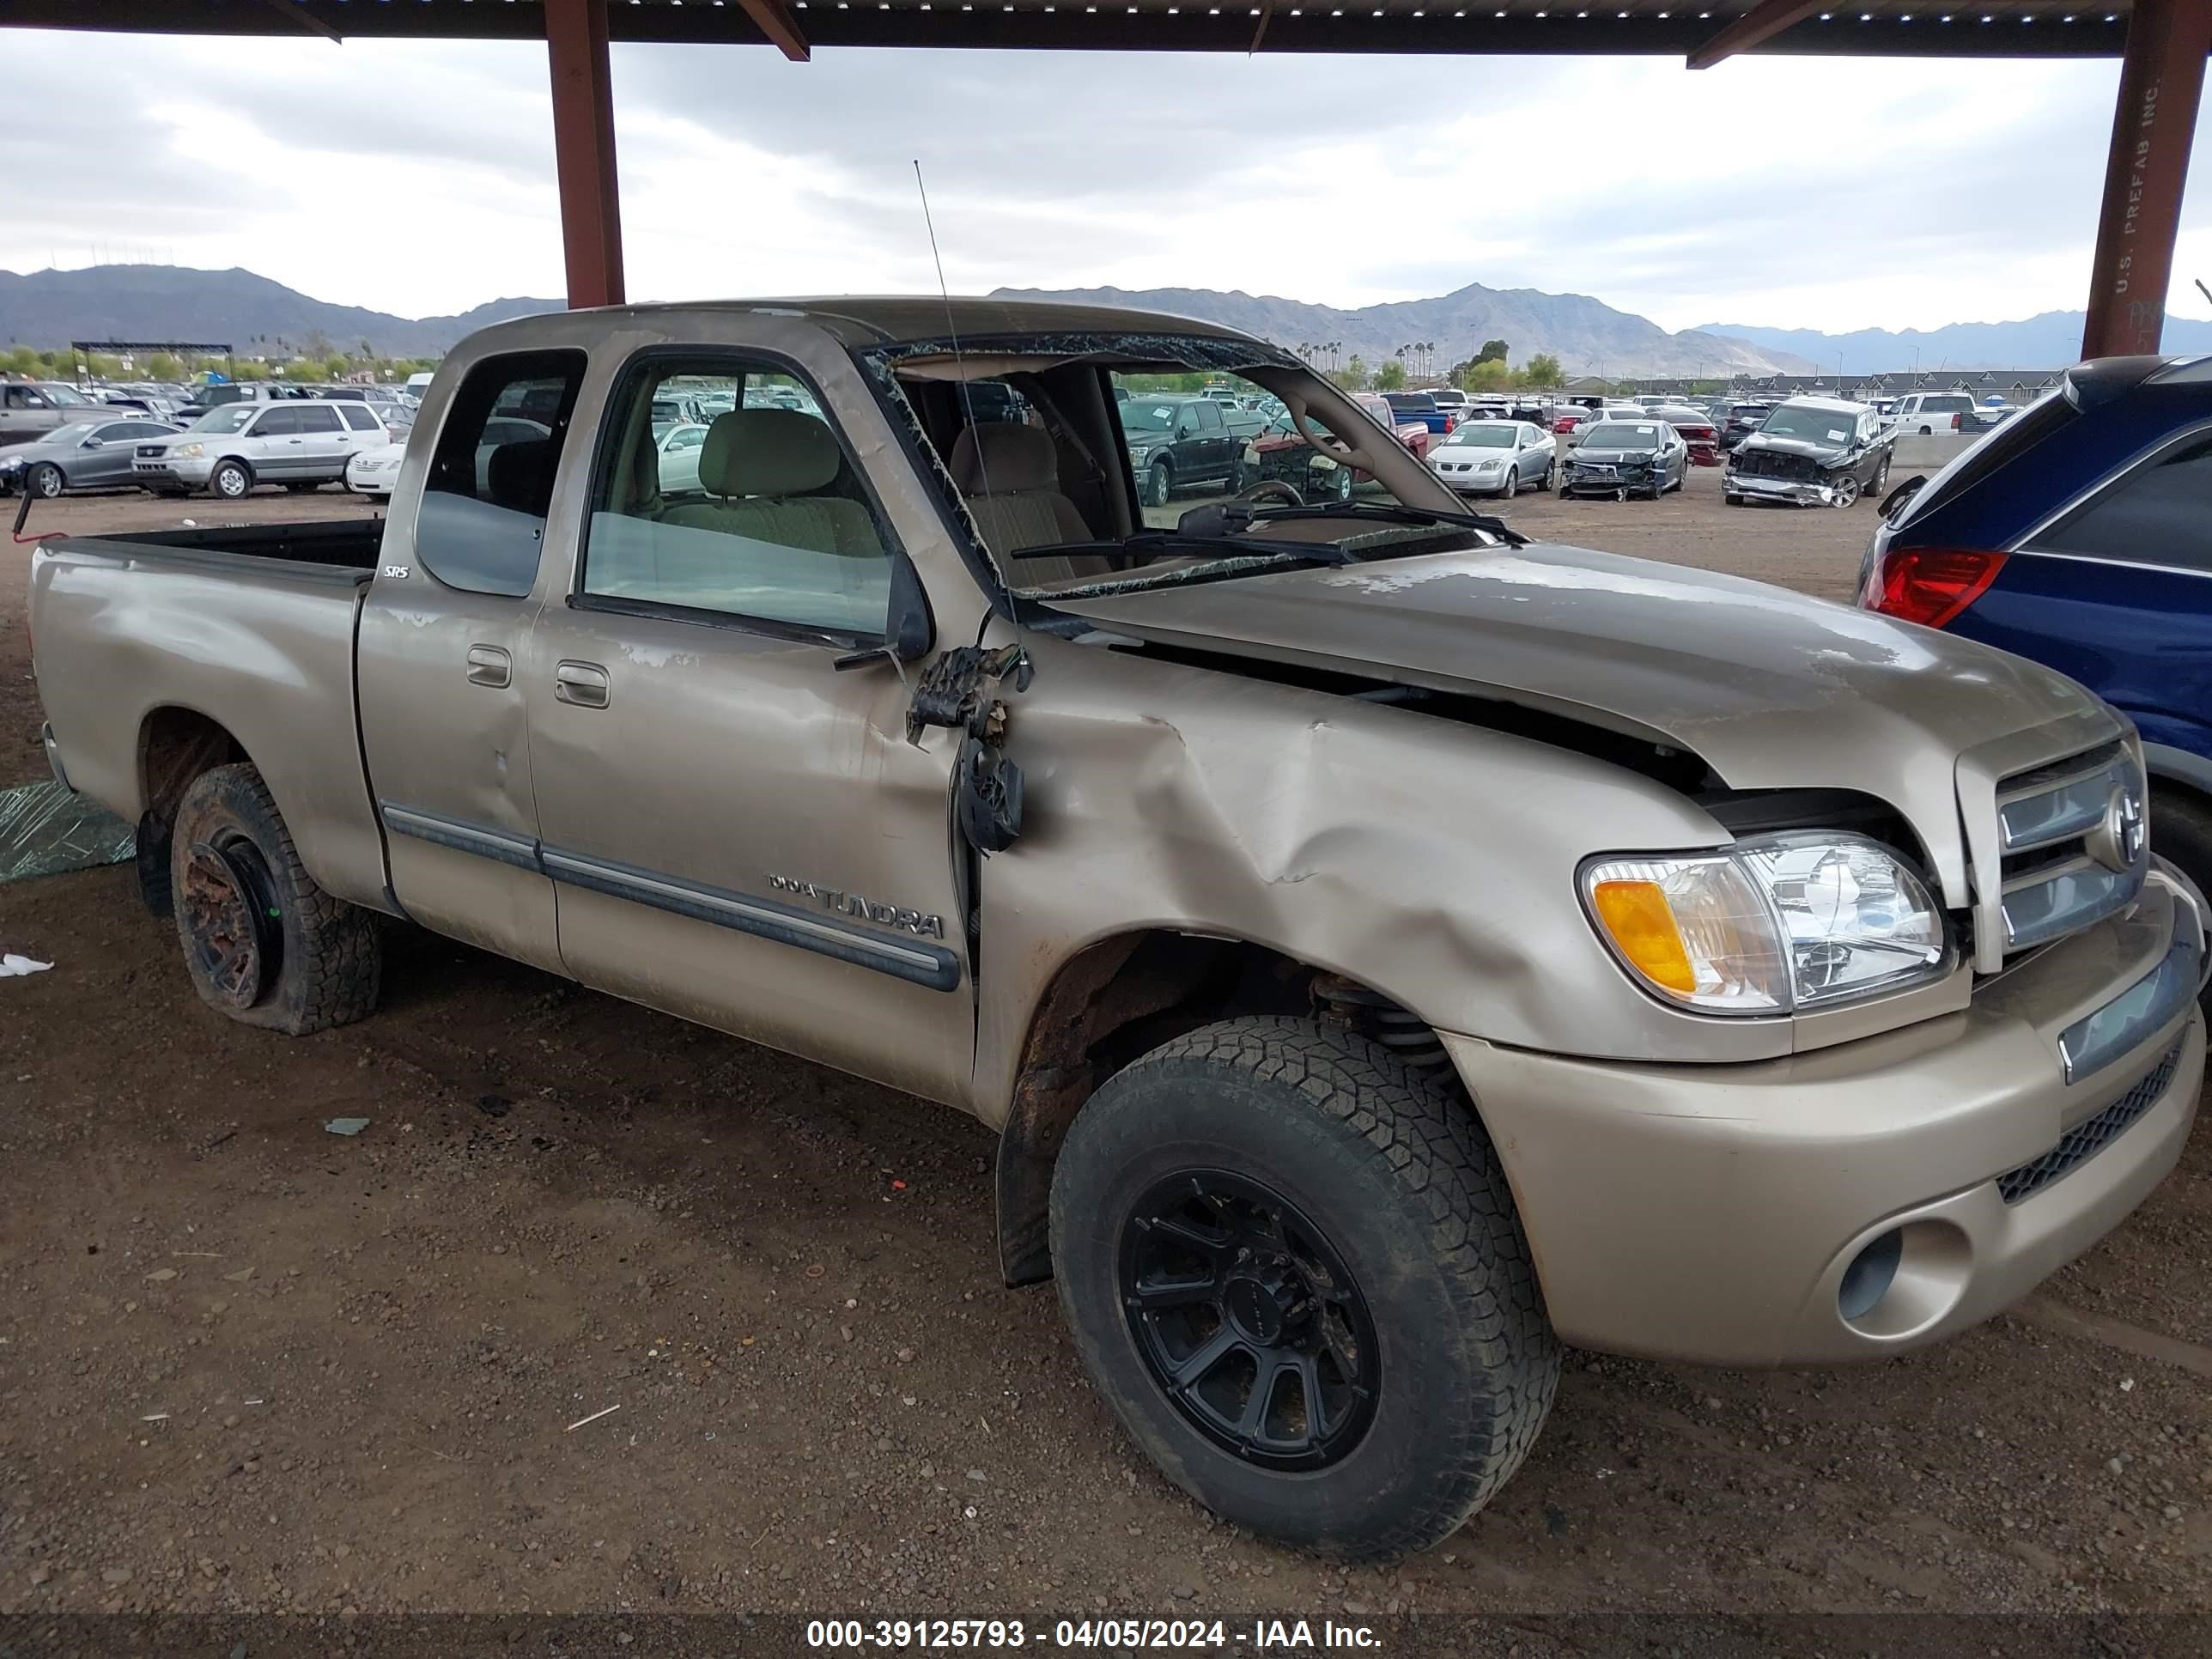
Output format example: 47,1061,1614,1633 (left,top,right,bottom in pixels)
661,409,881,557
947,423,1113,586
